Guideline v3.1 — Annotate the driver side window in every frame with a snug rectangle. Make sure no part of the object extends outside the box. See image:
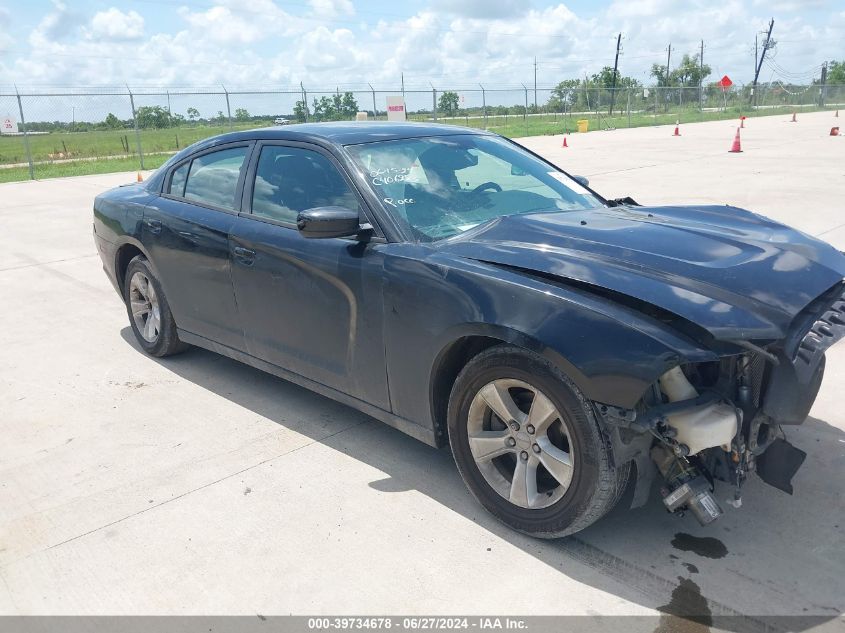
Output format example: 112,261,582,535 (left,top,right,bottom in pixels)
251,146,358,224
